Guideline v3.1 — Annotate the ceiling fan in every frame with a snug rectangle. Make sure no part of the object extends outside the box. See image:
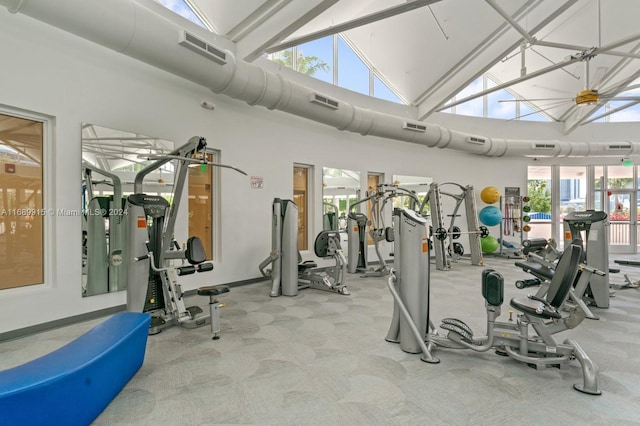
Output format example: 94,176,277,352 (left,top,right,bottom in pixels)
501,59,640,110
